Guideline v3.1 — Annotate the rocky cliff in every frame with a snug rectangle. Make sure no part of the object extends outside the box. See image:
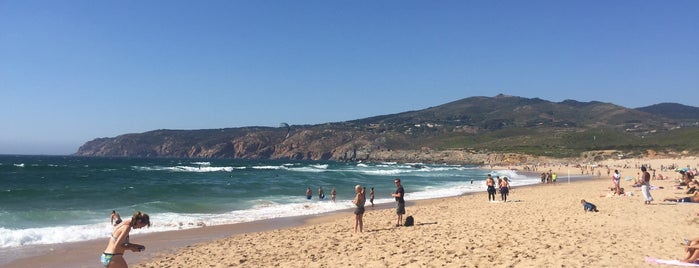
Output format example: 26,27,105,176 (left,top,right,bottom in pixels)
75,95,699,163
